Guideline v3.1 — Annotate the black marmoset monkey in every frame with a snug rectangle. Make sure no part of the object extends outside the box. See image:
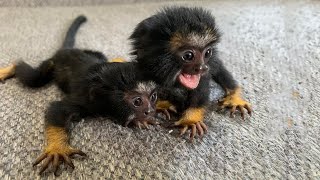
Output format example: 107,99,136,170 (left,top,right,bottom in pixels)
0,16,159,175
129,7,252,141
